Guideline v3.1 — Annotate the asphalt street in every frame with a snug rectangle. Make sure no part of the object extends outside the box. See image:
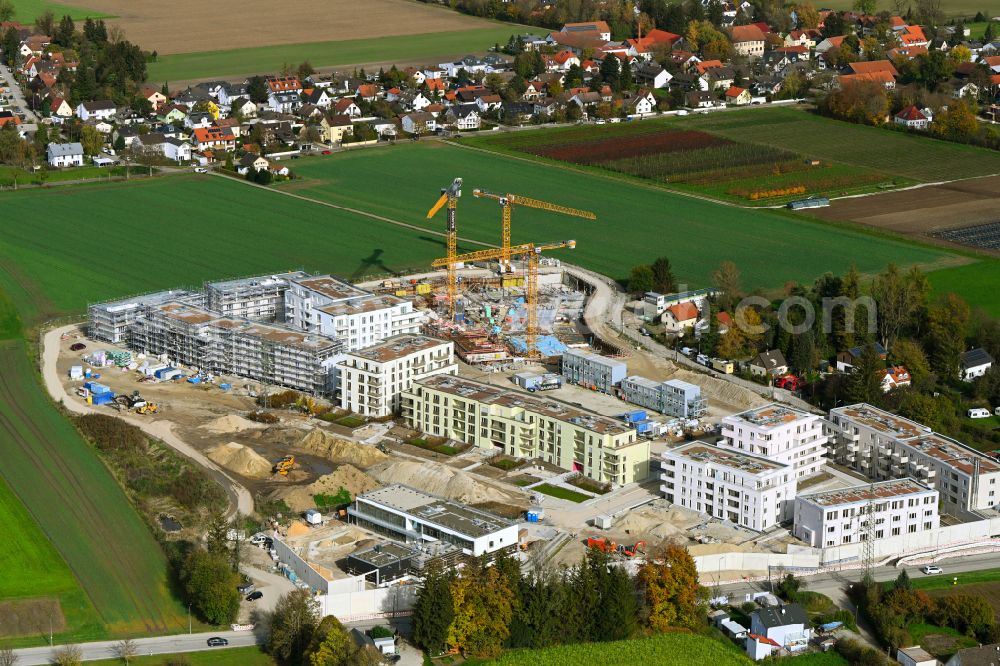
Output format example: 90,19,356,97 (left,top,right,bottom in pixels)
12,630,263,665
